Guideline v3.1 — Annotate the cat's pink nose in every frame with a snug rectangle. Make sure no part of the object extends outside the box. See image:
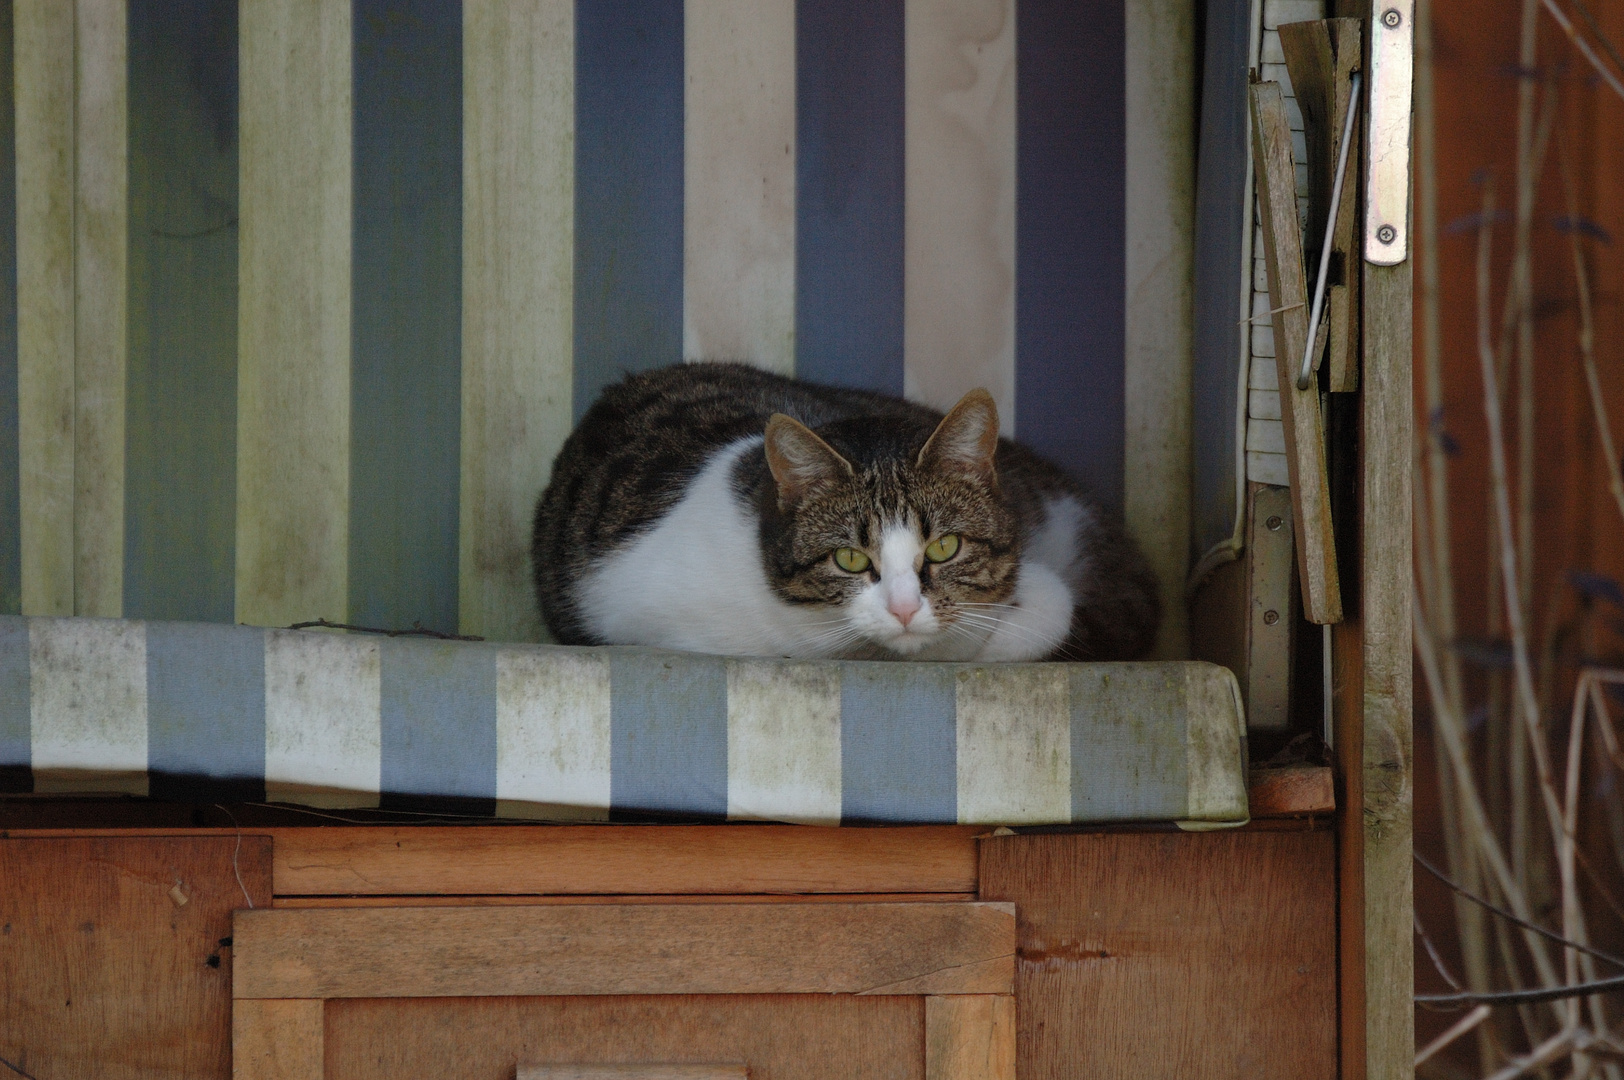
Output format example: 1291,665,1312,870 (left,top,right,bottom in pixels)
889,597,921,627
